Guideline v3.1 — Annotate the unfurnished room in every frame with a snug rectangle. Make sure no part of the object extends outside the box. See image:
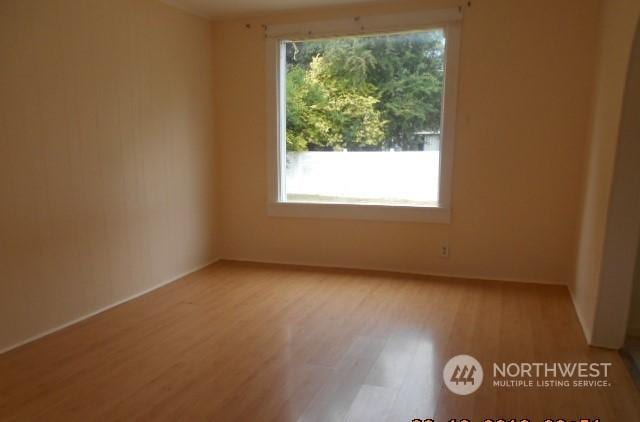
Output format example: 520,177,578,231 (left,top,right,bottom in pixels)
1,0,640,420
